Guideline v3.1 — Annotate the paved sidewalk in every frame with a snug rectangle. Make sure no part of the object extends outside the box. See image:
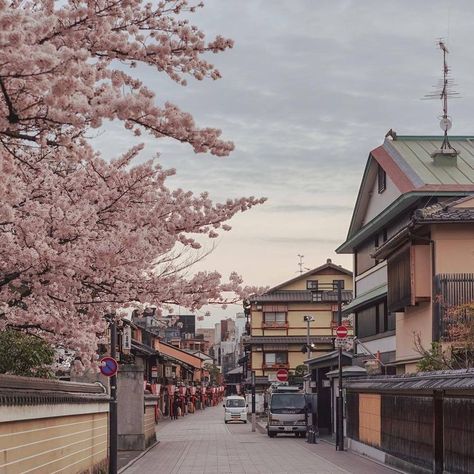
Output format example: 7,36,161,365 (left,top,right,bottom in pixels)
122,405,401,474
